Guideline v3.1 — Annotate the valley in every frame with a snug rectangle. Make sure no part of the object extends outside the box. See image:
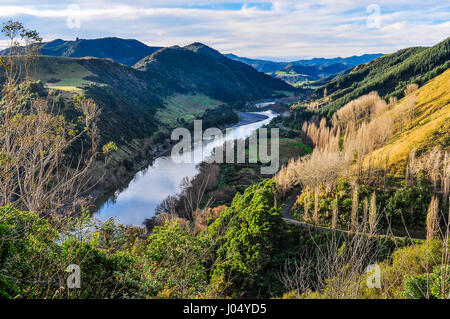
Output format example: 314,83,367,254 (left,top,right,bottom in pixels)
225,53,384,86
0,14,449,302
96,110,278,225
1,41,299,204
